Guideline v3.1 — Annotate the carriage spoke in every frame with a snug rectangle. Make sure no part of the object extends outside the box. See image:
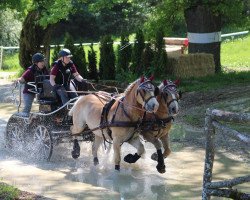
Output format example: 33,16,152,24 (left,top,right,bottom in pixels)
32,125,52,160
